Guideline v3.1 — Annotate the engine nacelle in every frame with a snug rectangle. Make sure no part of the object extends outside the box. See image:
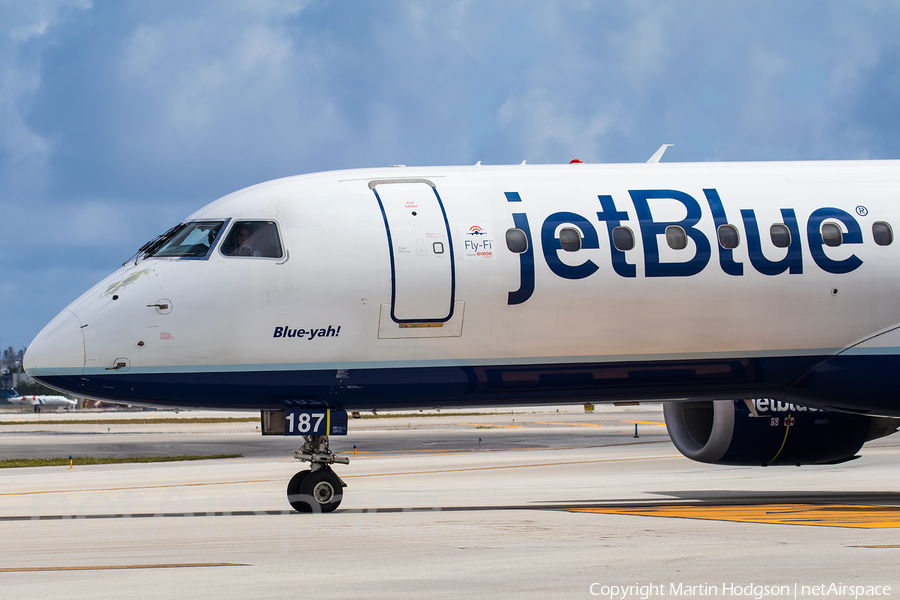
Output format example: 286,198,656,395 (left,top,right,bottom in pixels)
663,399,900,466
